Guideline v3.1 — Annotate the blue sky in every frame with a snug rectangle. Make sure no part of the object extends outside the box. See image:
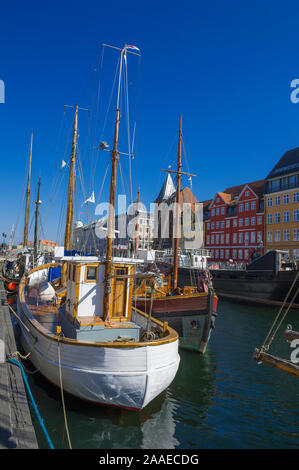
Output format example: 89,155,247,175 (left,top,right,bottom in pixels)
1,0,299,244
